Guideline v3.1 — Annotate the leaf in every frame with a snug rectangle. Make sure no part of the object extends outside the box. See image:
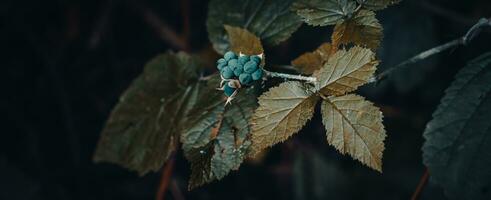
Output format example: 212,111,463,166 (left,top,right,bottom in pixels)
180,75,225,152
291,43,333,75
207,0,302,54
184,89,257,190
332,10,382,51
292,0,357,26
315,46,378,96
321,94,386,171
357,0,401,11
422,52,491,199
249,81,319,156
93,52,202,175
224,25,264,55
